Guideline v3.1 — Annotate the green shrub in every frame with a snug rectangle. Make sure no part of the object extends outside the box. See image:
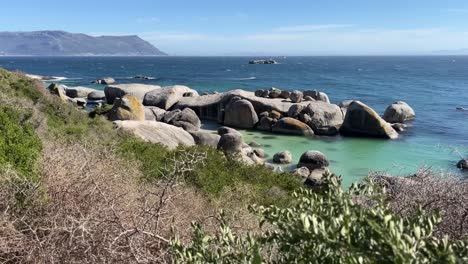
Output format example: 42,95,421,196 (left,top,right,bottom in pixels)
118,141,300,206
0,106,42,179
171,173,468,263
